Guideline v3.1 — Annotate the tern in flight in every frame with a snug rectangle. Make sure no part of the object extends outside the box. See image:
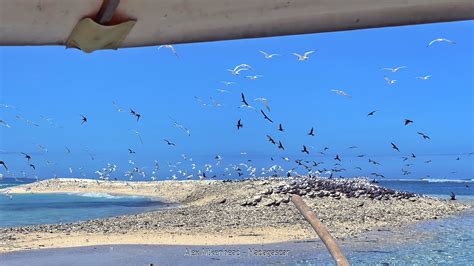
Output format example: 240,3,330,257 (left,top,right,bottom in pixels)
308,127,315,136
367,110,378,116
293,50,315,61
246,75,263,80
427,38,456,47
382,66,406,73
417,75,432,80
259,50,280,59
384,76,397,85
221,81,236,86
331,89,351,98
254,97,271,112
404,119,413,126
158,45,178,57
